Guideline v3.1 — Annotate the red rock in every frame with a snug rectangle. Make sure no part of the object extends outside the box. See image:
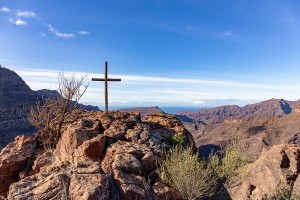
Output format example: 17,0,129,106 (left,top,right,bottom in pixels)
54,119,102,163
229,144,300,199
152,182,182,200
8,173,70,200
69,173,110,200
0,135,34,196
73,134,106,164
